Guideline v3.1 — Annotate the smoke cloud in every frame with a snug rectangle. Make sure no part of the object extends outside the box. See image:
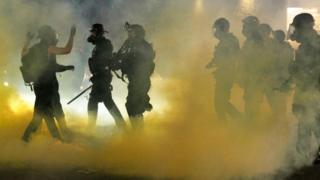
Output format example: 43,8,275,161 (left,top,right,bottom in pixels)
0,0,317,179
